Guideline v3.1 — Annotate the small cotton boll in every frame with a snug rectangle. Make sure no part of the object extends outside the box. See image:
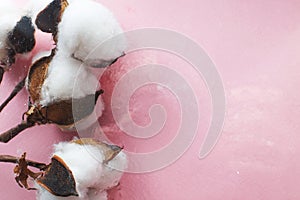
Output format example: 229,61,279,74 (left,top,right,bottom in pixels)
49,140,126,199
53,142,106,198
36,140,127,200
57,0,126,68
0,3,21,66
40,55,99,106
0,2,36,67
